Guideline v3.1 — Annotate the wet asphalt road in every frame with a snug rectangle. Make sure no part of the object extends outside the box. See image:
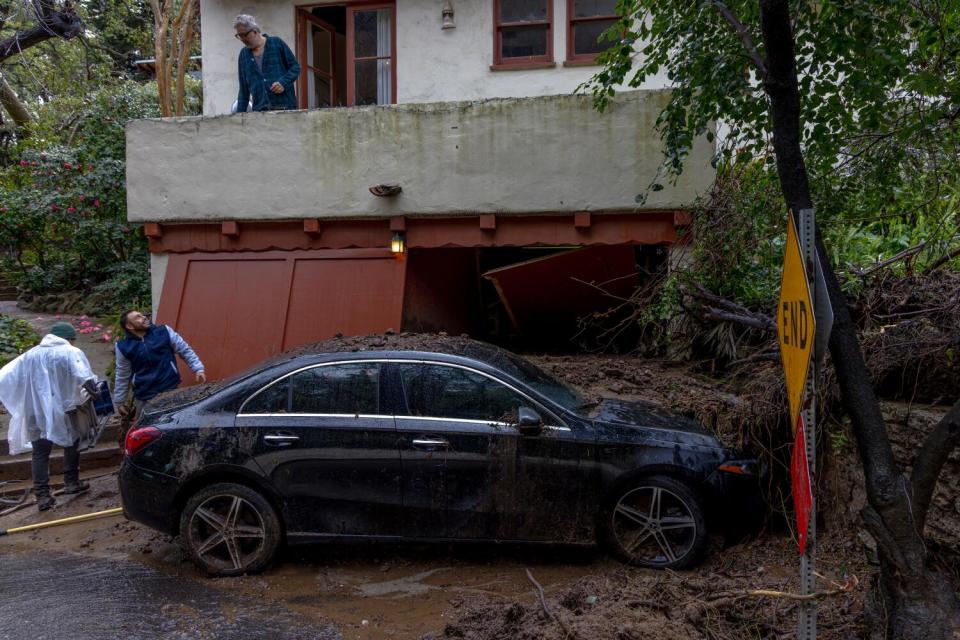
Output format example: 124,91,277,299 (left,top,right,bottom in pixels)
0,552,342,640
